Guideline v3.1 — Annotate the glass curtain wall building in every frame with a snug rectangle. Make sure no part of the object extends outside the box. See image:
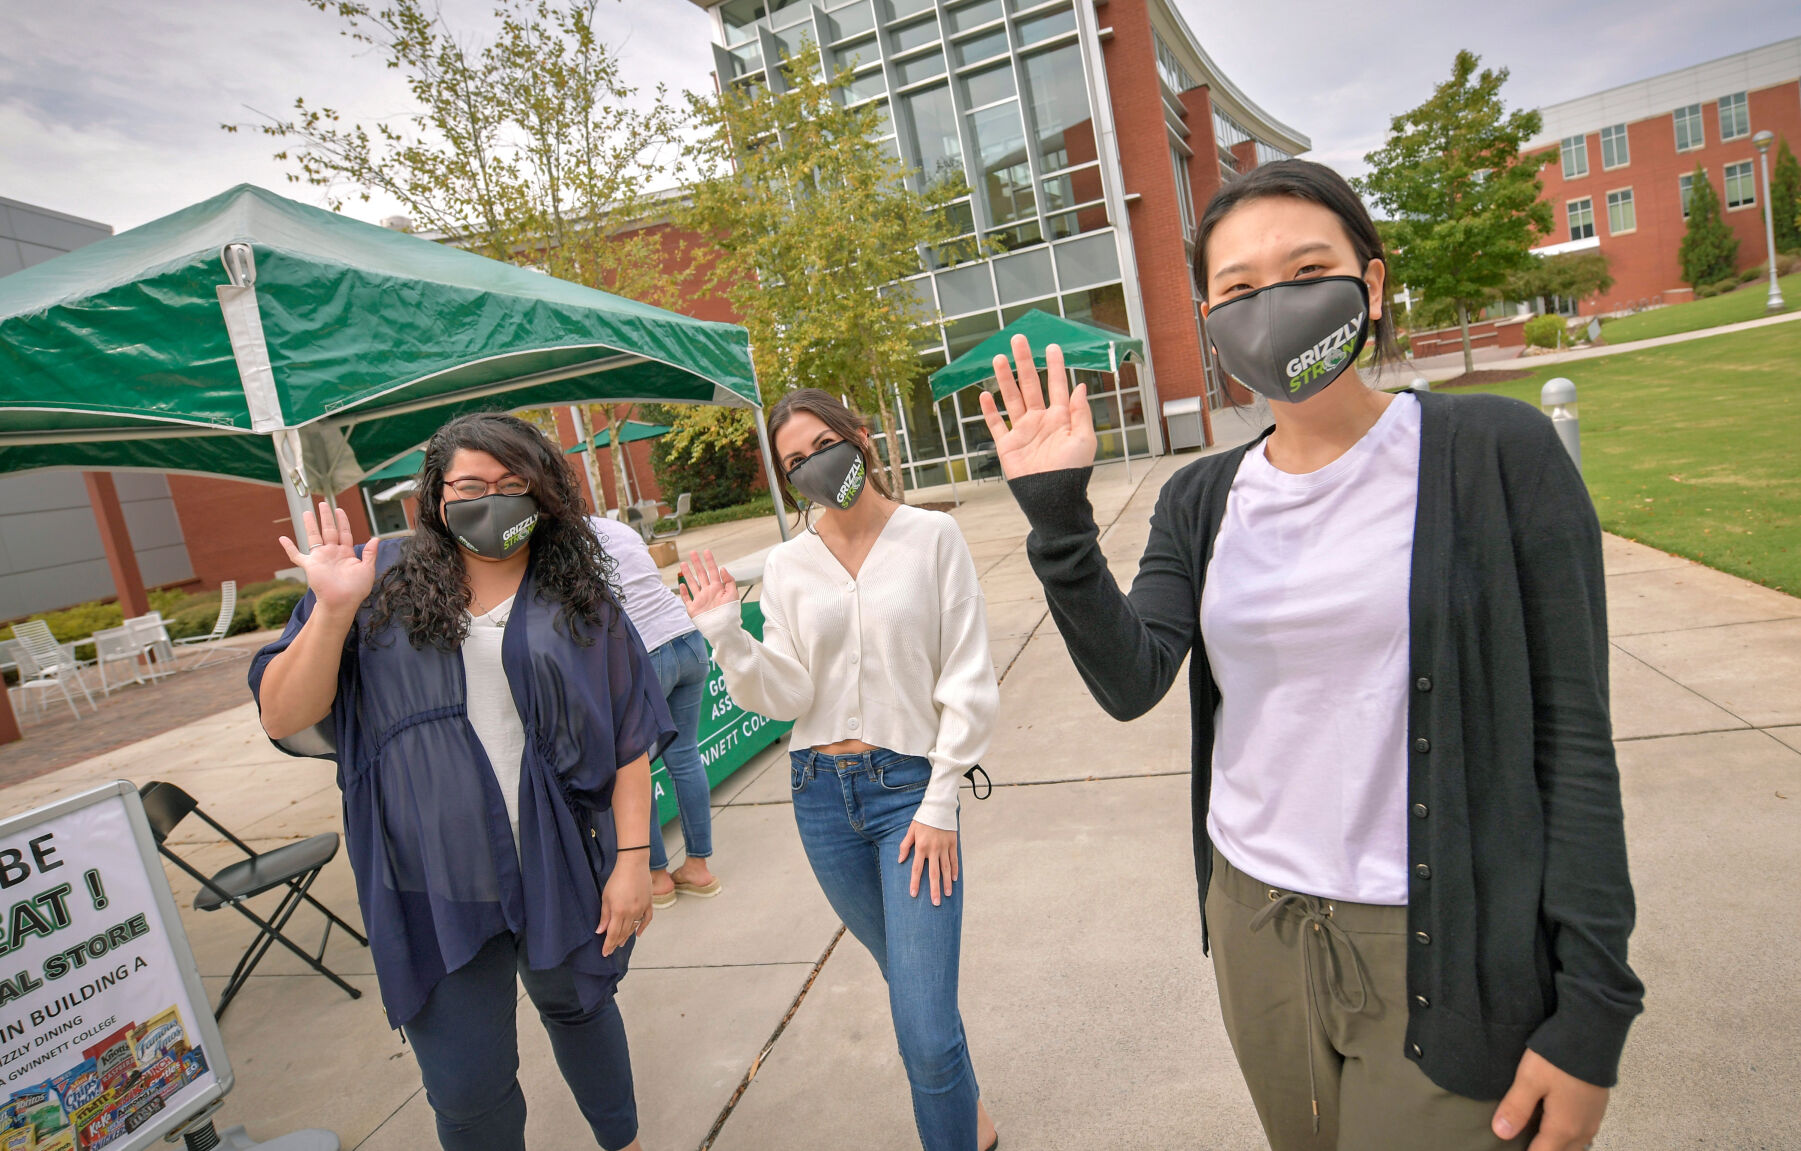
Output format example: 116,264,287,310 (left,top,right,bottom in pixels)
698,0,1308,488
